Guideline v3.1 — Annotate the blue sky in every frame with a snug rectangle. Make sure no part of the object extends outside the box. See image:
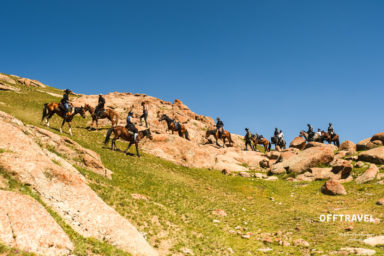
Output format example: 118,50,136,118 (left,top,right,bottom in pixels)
1,0,383,143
